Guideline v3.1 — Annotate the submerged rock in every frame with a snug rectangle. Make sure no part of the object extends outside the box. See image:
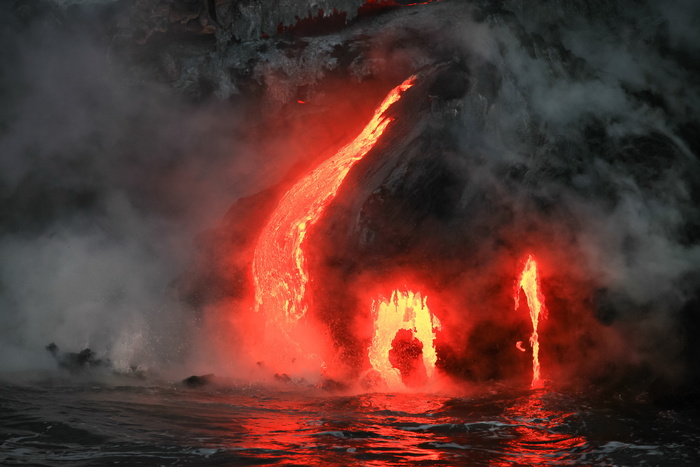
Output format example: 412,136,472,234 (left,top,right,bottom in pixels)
46,343,109,373
182,373,216,387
